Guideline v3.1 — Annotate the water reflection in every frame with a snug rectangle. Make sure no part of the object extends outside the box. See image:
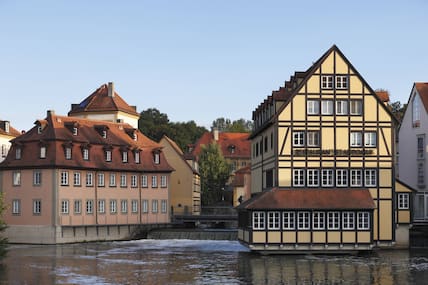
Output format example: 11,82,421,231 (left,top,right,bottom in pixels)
0,241,428,284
